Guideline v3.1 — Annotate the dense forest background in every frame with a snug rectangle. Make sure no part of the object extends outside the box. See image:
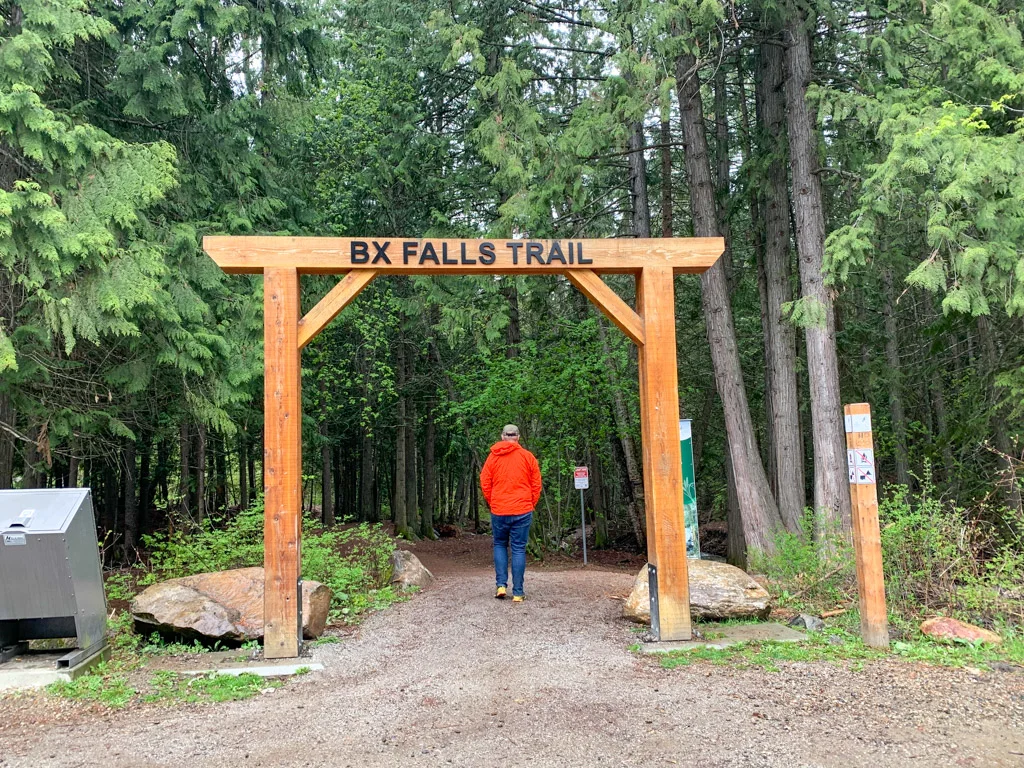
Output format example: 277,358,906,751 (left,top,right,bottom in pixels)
2,0,1022,572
